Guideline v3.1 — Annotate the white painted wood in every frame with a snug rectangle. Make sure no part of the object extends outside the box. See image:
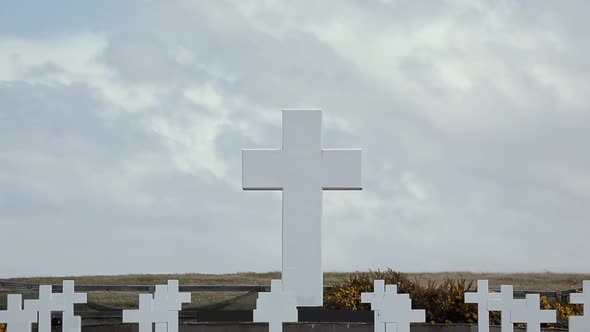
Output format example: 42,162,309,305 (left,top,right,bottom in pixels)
465,280,491,332
569,280,590,332
162,280,191,311
152,281,191,332
0,294,37,332
123,294,155,332
51,281,86,332
511,294,555,332
362,280,425,332
488,285,515,332
122,280,191,332
362,280,386,311
361,280,386,332
253,279,298,332
23,285,54,332
153,285,169,332
242,109,362,306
